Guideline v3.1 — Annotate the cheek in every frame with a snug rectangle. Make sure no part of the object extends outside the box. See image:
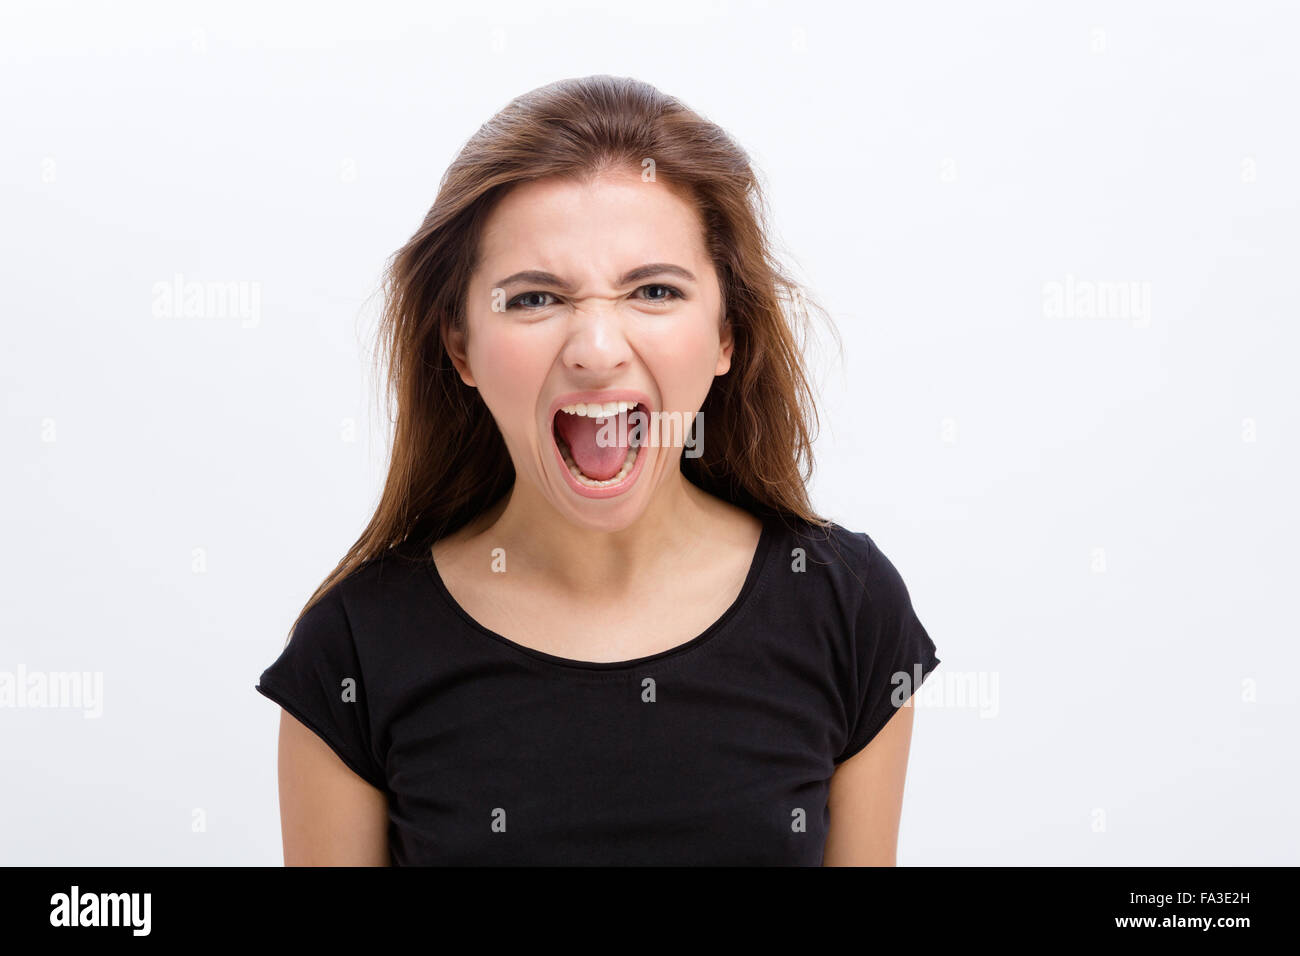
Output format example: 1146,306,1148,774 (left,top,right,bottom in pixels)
643,317,724,401
469,326,550,431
